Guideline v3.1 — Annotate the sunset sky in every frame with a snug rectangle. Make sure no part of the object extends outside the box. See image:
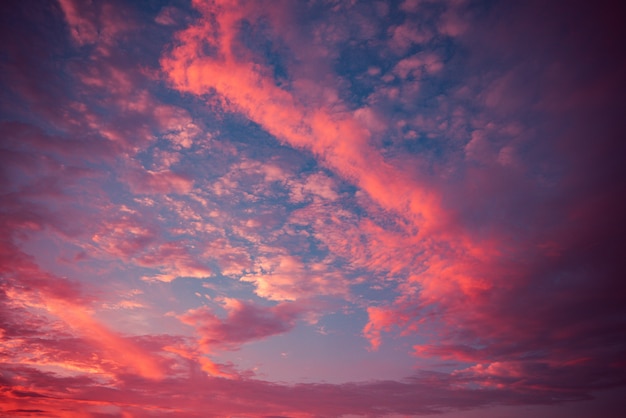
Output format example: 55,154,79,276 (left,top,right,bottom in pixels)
1,0,625,417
